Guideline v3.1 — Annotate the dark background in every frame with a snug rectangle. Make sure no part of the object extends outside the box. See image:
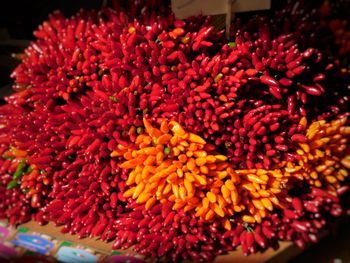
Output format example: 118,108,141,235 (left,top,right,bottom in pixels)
0,0,104,91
